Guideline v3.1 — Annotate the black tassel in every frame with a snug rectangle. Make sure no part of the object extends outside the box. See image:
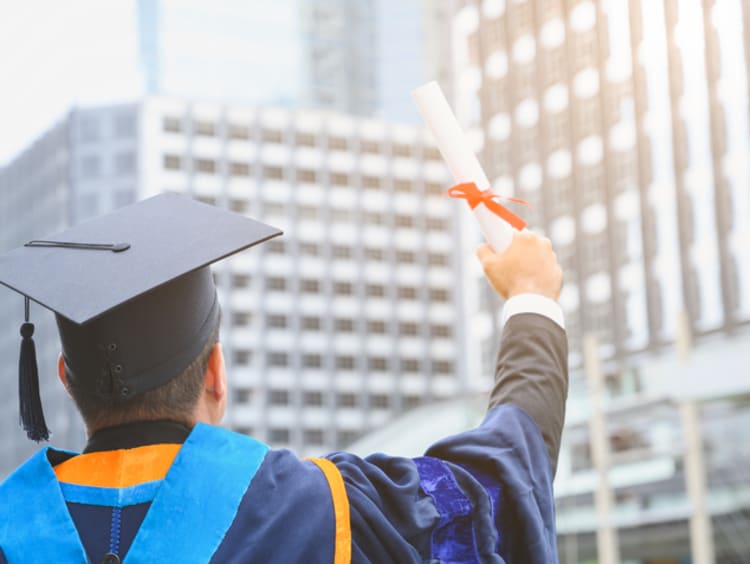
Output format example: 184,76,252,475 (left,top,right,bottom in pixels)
19,298,50,442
